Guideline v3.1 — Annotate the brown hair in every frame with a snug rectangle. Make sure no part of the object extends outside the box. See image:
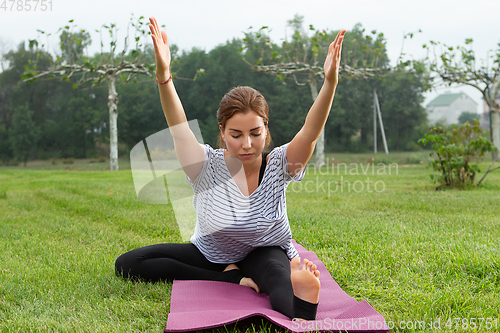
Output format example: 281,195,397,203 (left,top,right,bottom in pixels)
217,86,272,150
